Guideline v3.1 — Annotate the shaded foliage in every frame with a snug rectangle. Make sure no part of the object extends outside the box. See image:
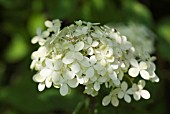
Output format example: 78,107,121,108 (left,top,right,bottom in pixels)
0,0,170,114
